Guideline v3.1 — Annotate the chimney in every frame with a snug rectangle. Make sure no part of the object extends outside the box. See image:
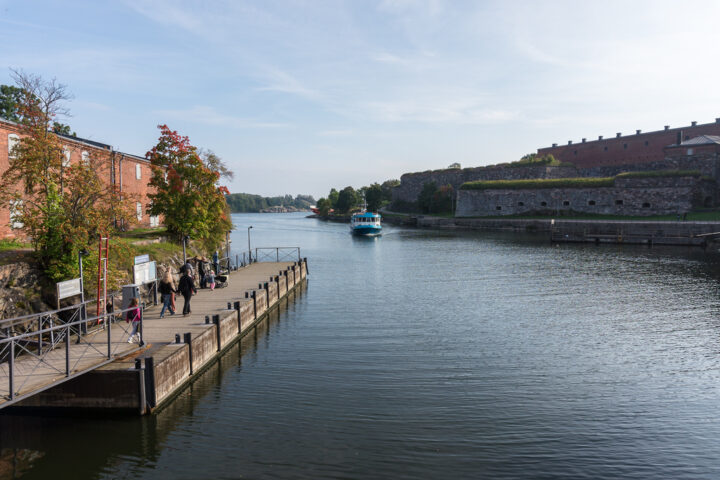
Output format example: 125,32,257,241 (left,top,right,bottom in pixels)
582,138,586,143
616,132,622,138
568,140,572,145
691,121,697,126
676,130,683,145
598,135,603,140
552,143,557,147
636,129,641,134
664,125,670,130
